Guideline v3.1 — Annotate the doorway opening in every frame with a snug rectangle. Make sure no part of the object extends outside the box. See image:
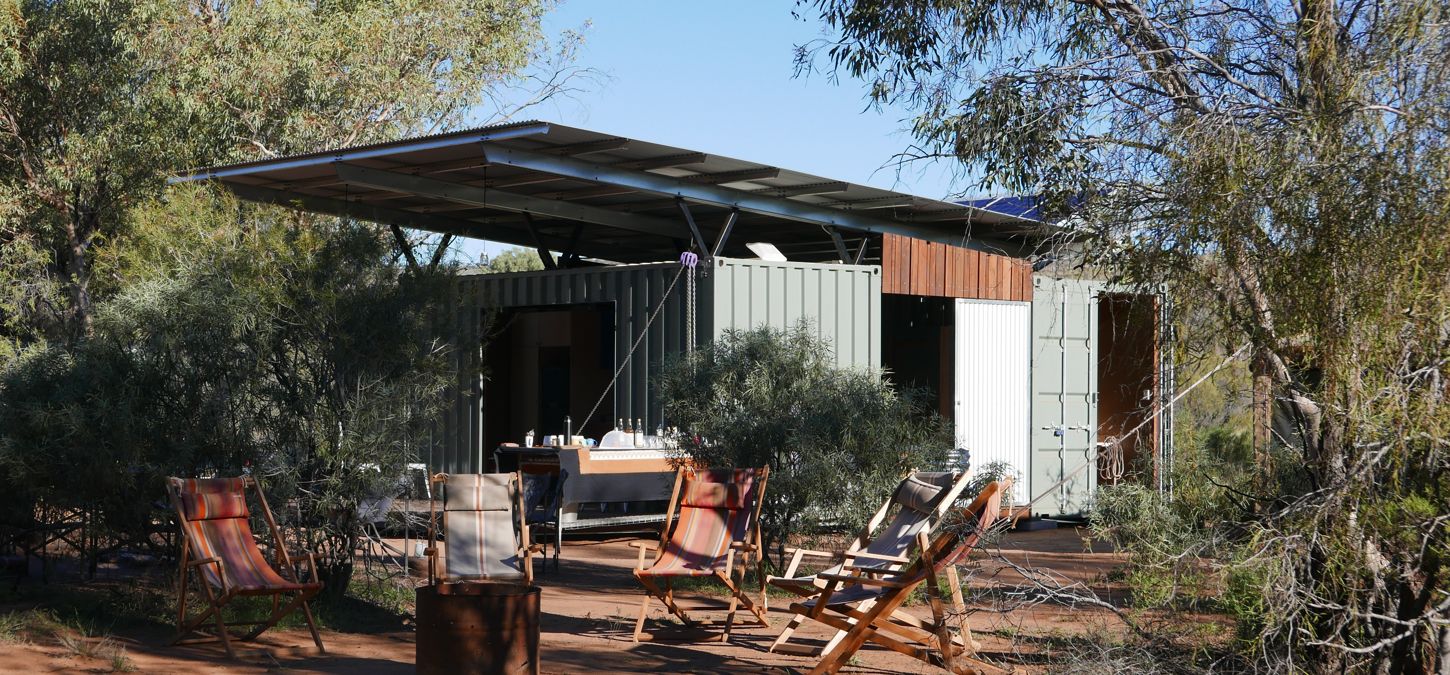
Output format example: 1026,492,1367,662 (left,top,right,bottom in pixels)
1096,293,1159,485
881,295,954,419
481,304,615,453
